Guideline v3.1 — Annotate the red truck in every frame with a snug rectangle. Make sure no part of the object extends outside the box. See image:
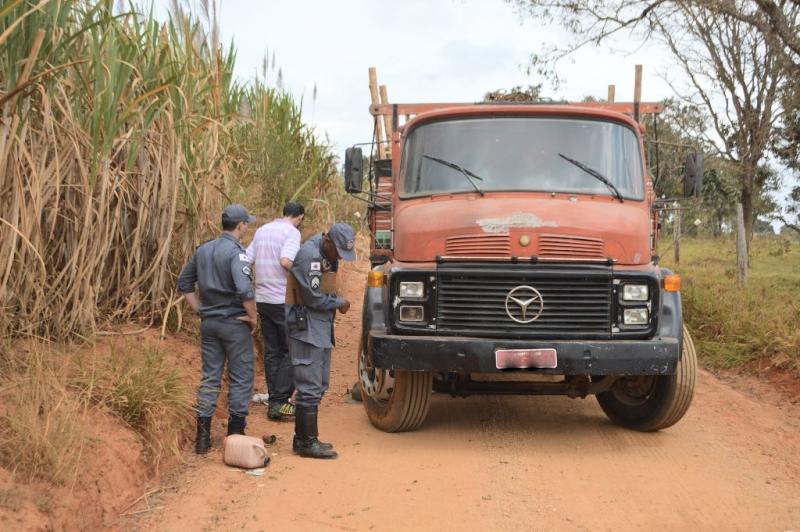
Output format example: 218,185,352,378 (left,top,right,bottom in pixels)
344,98,701,433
